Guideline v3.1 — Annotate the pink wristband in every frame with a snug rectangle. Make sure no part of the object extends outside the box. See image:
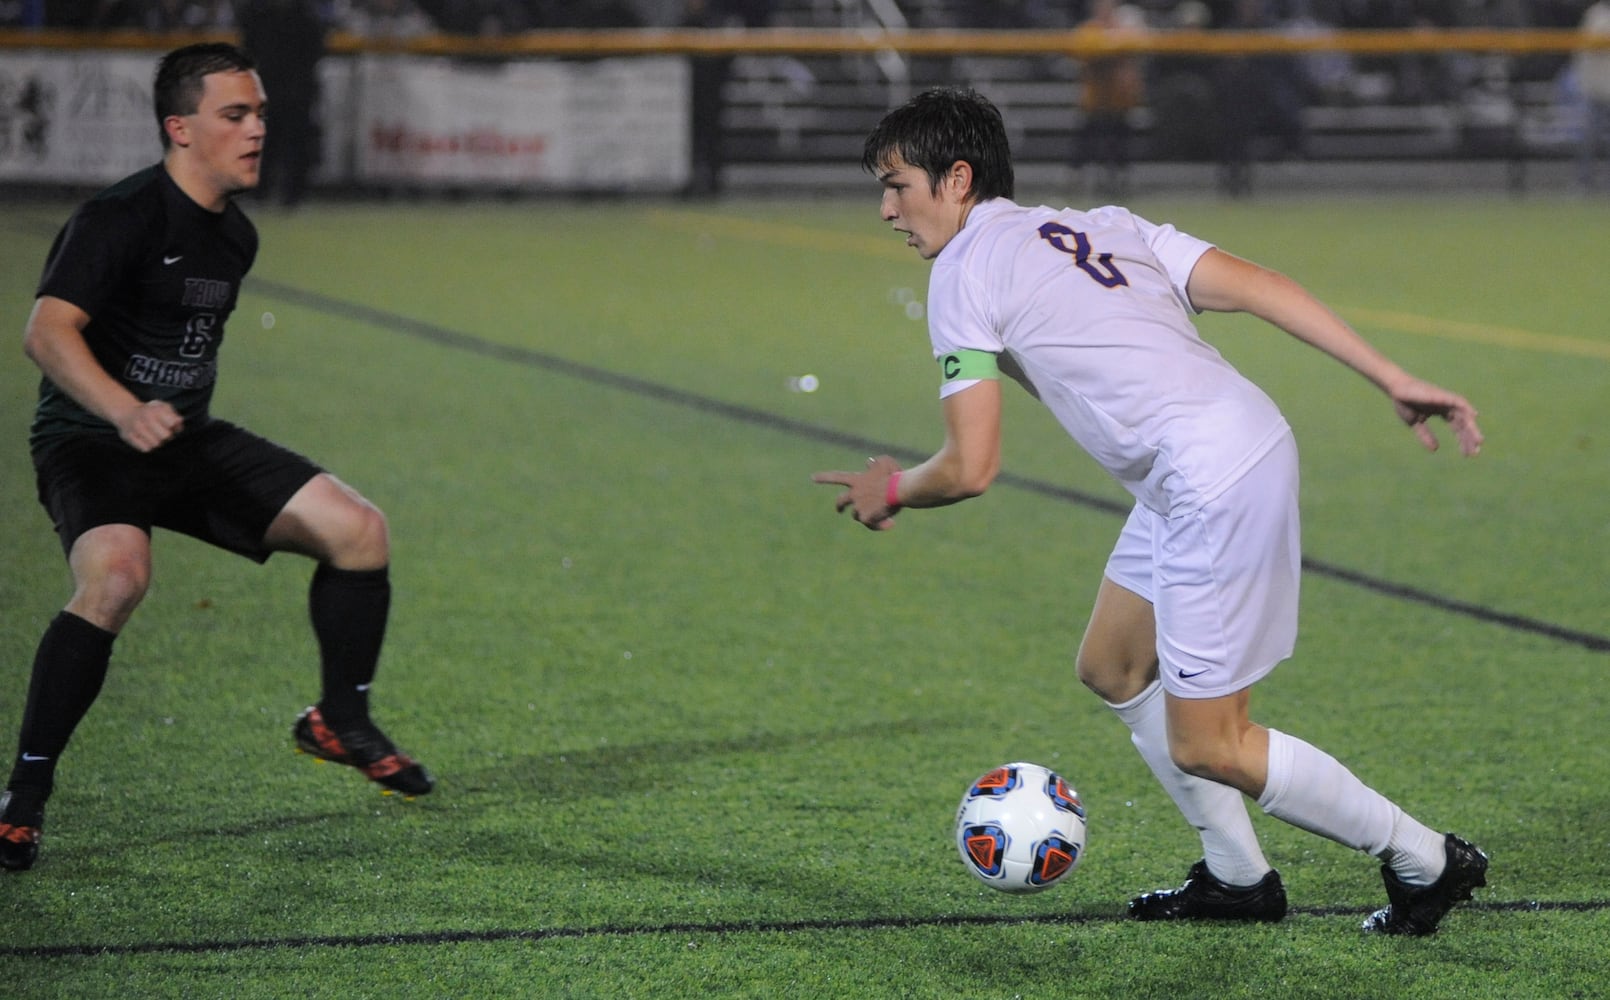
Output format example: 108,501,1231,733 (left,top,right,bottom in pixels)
885,470,903,512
